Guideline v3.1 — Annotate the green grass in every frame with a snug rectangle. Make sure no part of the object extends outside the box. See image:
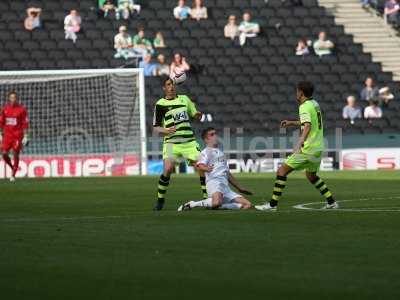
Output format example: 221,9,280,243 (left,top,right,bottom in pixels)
1,171,400,300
